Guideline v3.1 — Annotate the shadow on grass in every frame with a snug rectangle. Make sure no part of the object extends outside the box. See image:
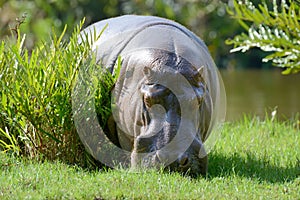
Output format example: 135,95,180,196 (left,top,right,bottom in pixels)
208,152,299,183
